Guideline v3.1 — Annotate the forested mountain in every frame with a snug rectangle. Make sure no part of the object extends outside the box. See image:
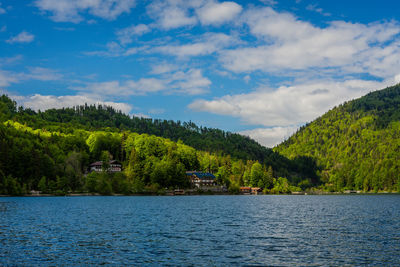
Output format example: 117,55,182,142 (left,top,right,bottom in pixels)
276,84,400,192
0,95,317,195
17,98,284,165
